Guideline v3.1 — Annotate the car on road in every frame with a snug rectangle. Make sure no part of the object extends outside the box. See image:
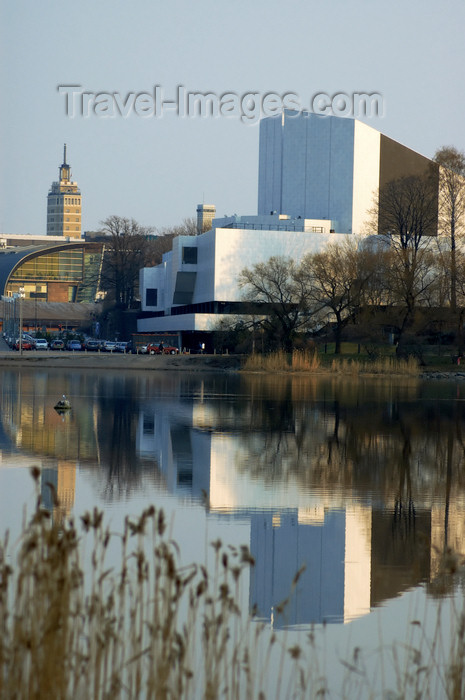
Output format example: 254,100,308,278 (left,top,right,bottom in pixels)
66,340,82,351
34,338,49,350
50,339,65,350
147,343,180,355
